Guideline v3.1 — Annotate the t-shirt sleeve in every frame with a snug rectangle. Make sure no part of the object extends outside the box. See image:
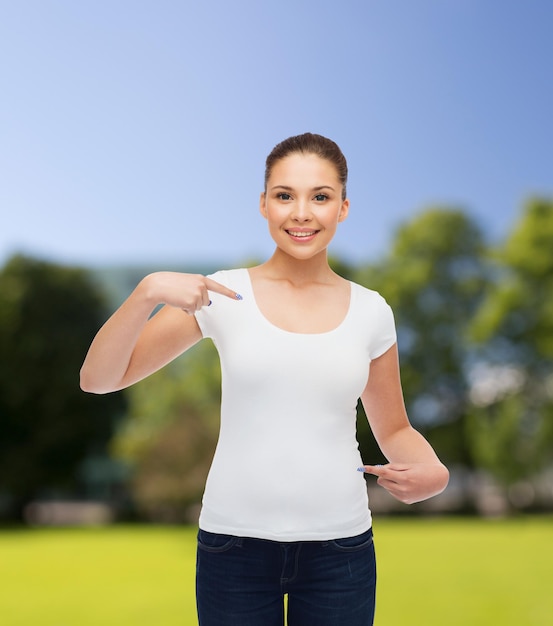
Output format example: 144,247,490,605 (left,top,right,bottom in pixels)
368,295,397,360
194,303,211,339
193,270,226,340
